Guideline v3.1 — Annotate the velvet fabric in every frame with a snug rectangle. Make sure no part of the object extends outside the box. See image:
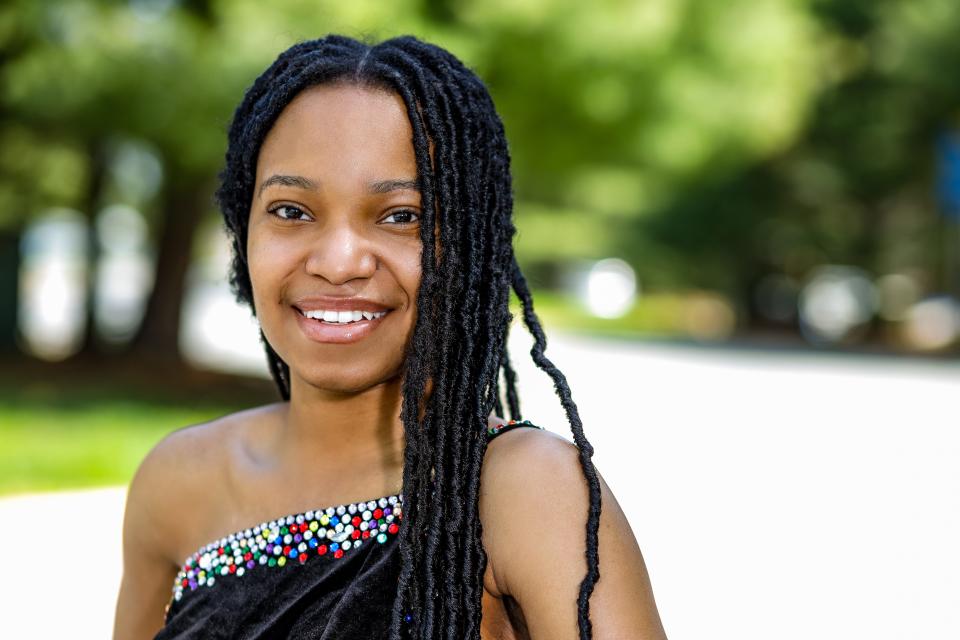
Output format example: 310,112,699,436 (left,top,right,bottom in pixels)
157,527,401,639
